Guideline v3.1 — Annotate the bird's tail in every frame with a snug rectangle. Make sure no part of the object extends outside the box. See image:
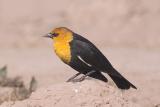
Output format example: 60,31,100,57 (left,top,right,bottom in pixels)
108,68,137,89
